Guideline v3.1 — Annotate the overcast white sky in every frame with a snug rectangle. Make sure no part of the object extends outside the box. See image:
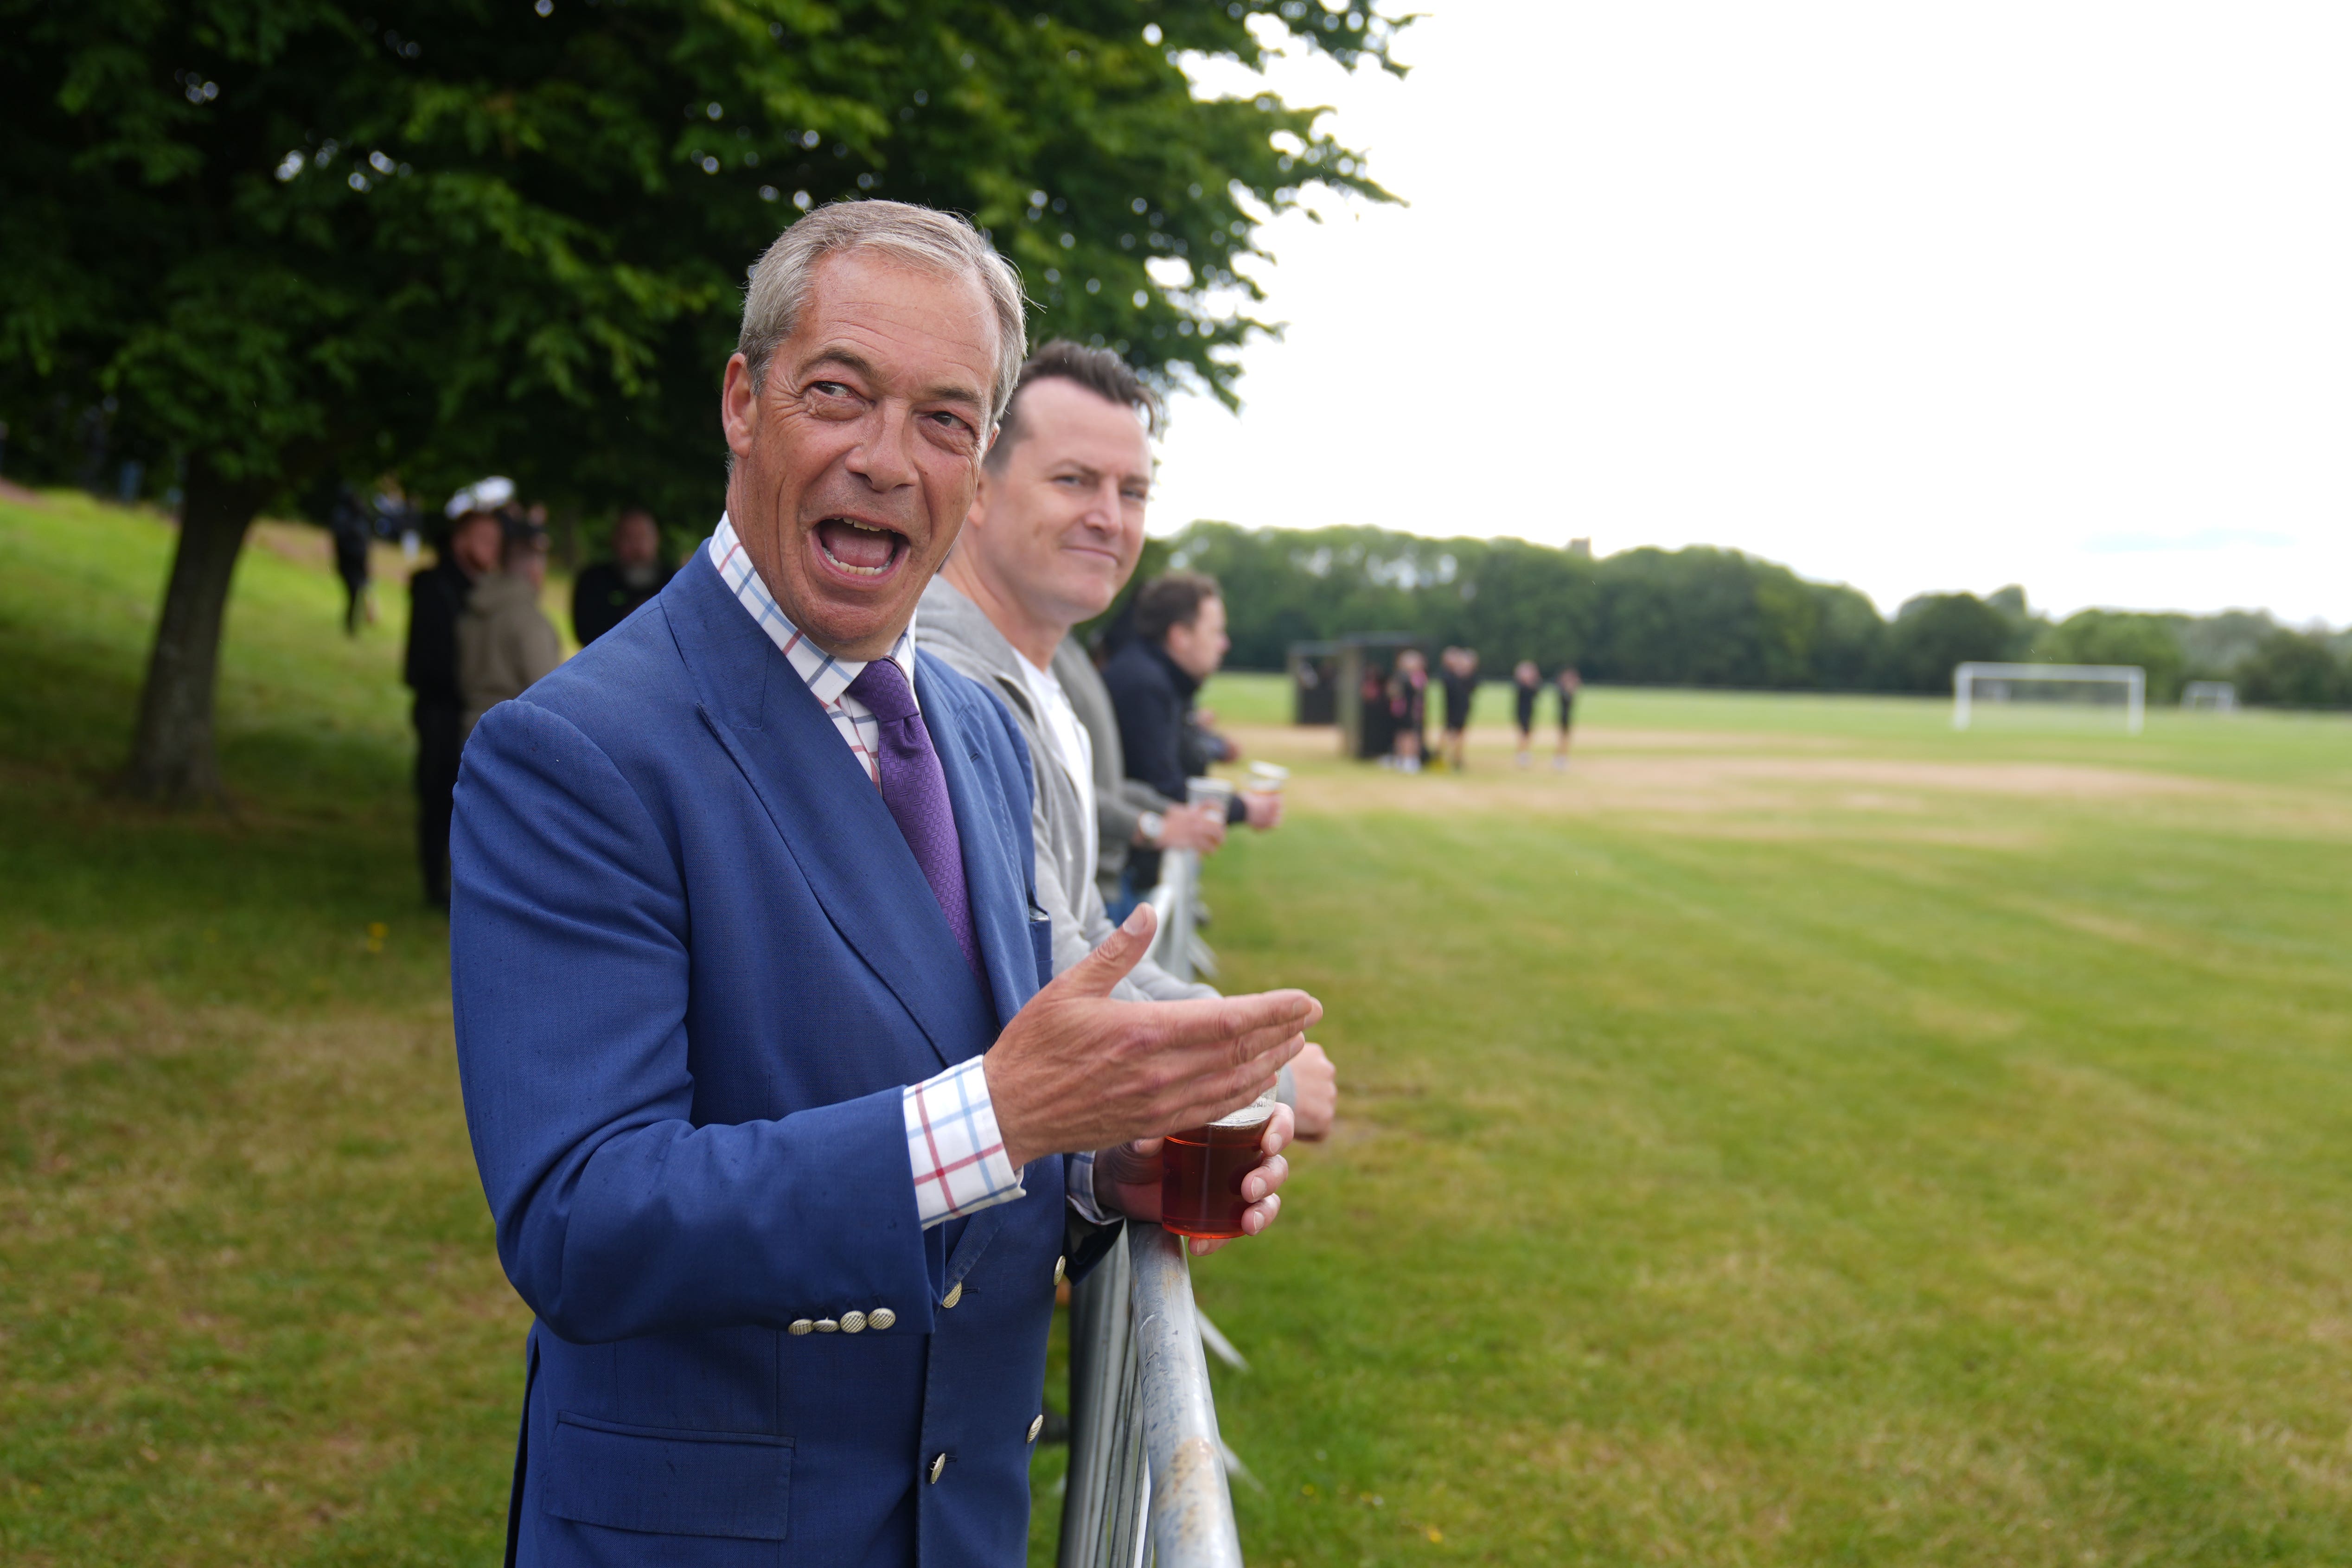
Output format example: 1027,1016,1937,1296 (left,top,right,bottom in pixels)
1150,2,2351,626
